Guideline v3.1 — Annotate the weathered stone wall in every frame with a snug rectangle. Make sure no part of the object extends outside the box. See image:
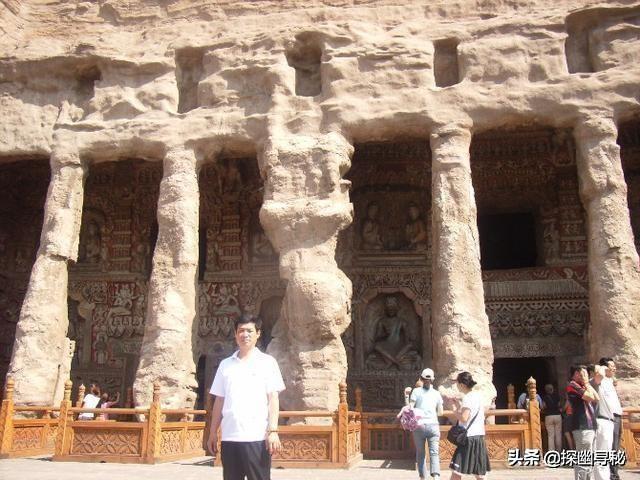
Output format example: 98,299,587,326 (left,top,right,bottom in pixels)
2,0,640,407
